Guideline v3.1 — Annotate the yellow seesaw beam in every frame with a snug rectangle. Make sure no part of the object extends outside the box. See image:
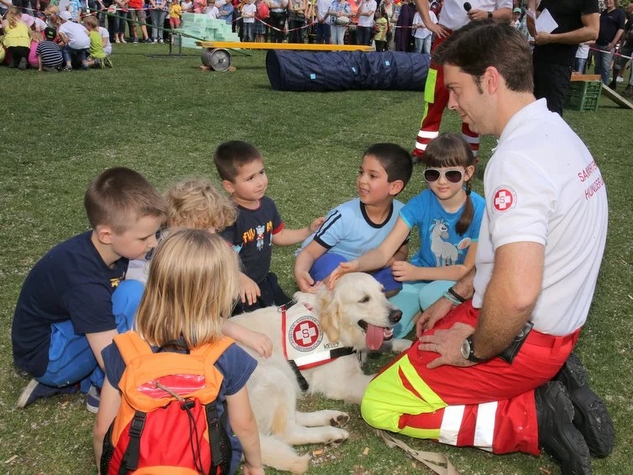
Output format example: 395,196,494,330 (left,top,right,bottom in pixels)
196,41,372,52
